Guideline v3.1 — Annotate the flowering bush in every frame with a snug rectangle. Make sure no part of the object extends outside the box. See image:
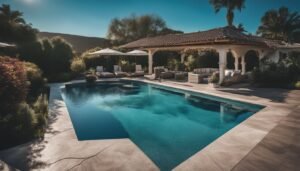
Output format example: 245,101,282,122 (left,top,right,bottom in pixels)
0,56,28,113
